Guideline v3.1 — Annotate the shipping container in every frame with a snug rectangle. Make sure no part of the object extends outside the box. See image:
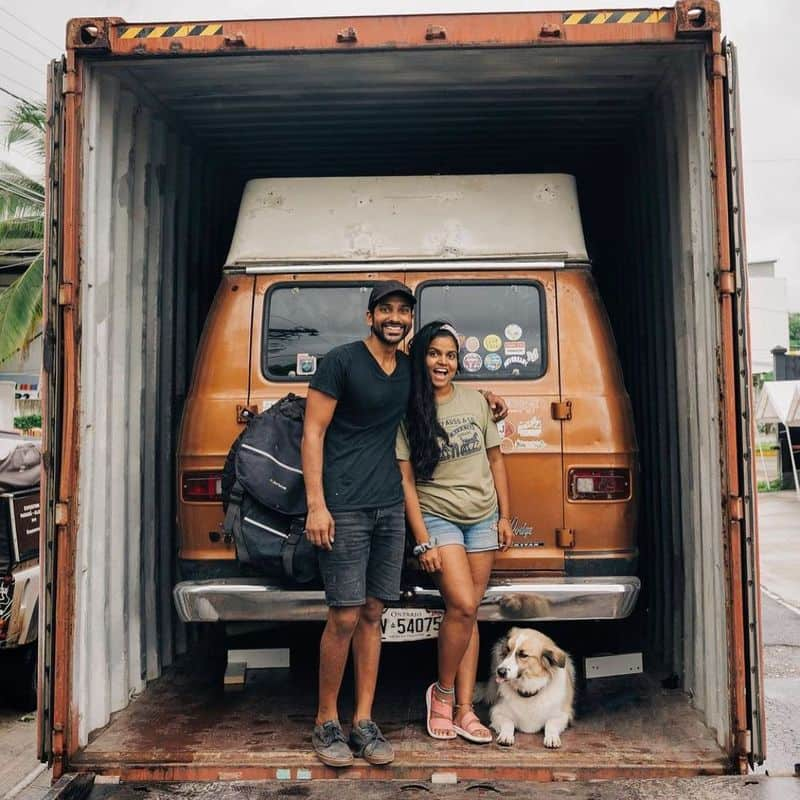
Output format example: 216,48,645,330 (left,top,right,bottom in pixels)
39,0,764,783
